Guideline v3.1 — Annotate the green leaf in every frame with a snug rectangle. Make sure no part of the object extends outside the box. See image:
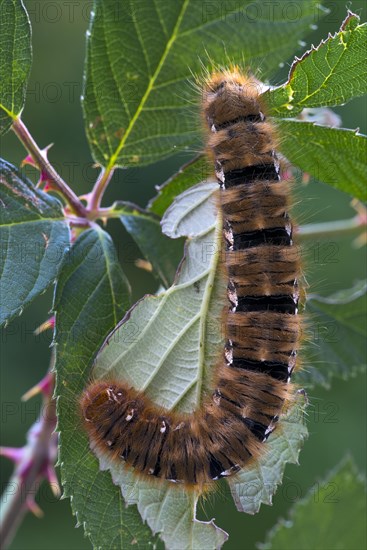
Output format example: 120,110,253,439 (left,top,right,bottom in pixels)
0,0,32,135
229,393,308,514
276,120,367,200
0,159,69,326
83,0,321,168
53,229,156,550
149,156,211,217
259,457,367,550
264,11,367,117
300,280,367,388
113,202,184,288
